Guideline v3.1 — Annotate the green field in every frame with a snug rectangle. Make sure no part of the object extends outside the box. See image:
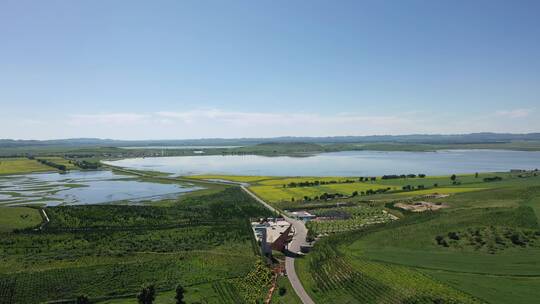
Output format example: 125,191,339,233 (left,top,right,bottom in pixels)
39,156,78,170
392,186,486,196
0,207,42,232
2,158,539,303
270,275,302,304
0,187,274,304
0,158,53,175
189,173,515,210
306,205,395,235
296,173,540,303
187,174,274,183
250,183,390,204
